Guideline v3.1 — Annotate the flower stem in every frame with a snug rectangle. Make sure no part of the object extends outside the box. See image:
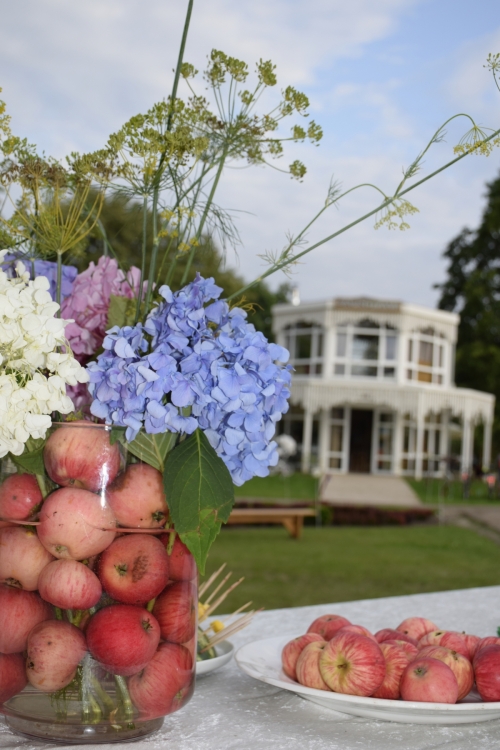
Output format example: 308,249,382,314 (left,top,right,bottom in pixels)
35,473,48,499
114,675,135,721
